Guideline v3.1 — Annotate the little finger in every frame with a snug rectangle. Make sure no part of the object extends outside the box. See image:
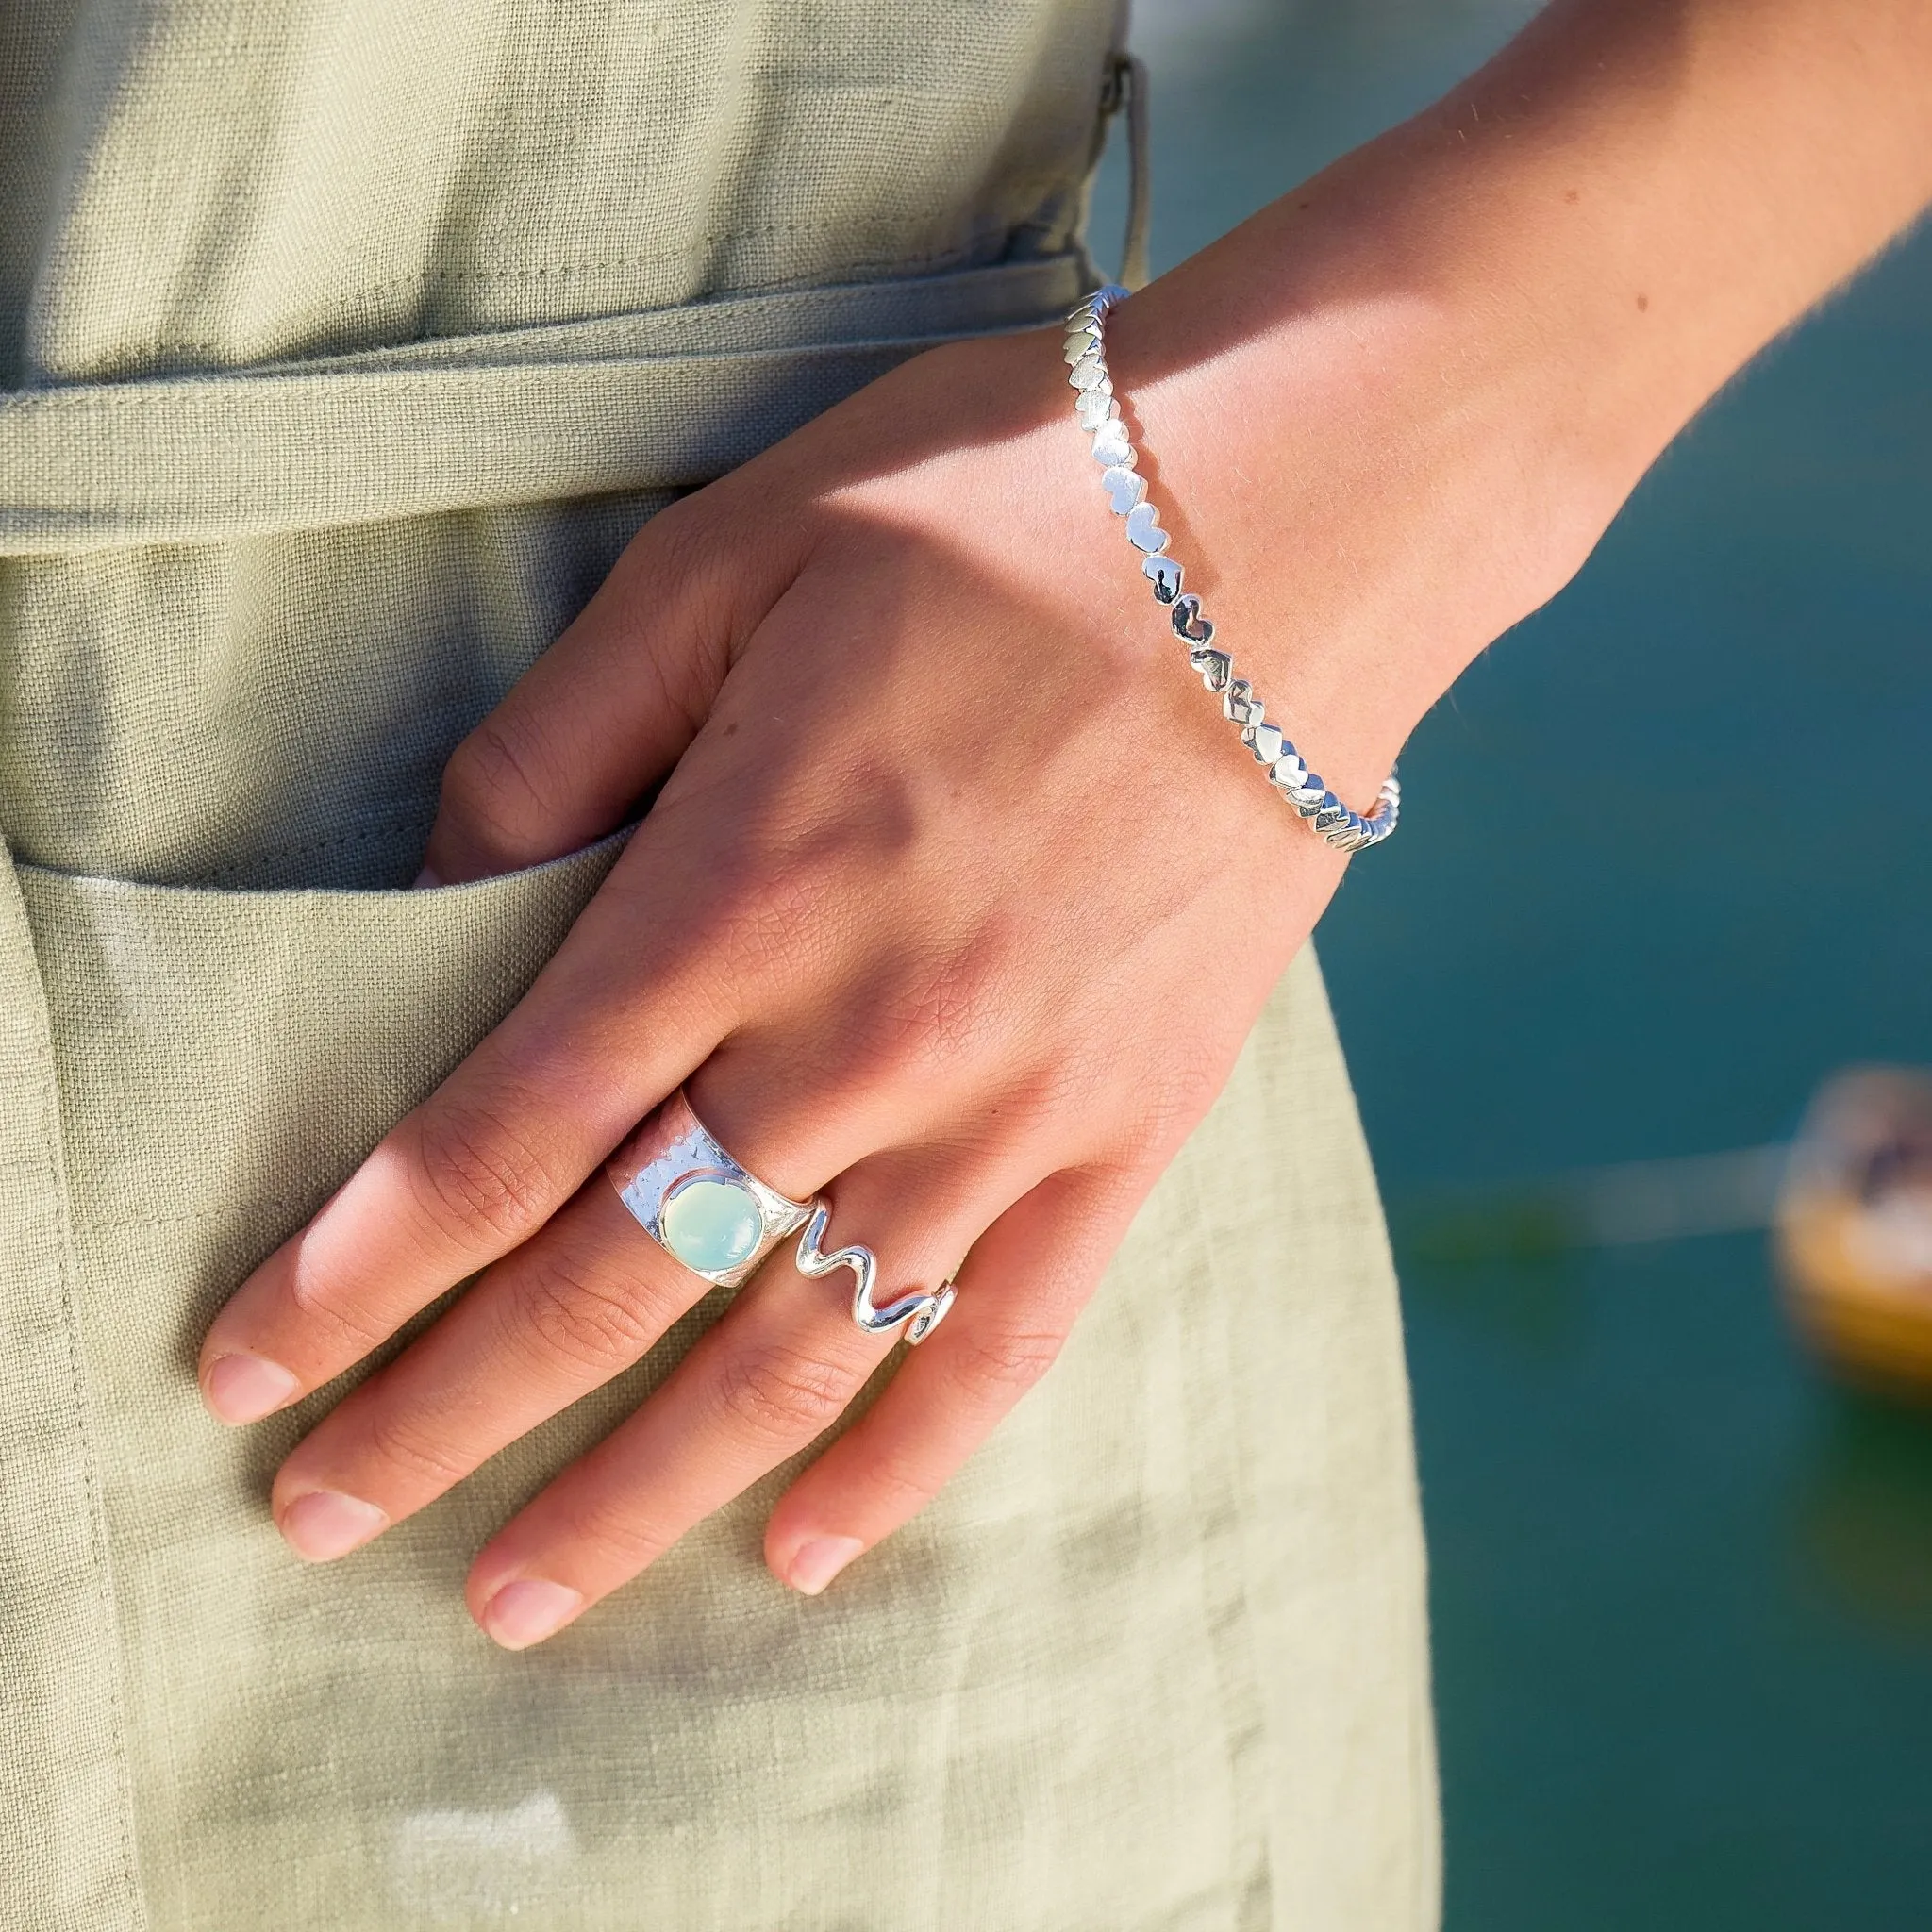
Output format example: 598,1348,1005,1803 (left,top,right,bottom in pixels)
762,1164,1141,1594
